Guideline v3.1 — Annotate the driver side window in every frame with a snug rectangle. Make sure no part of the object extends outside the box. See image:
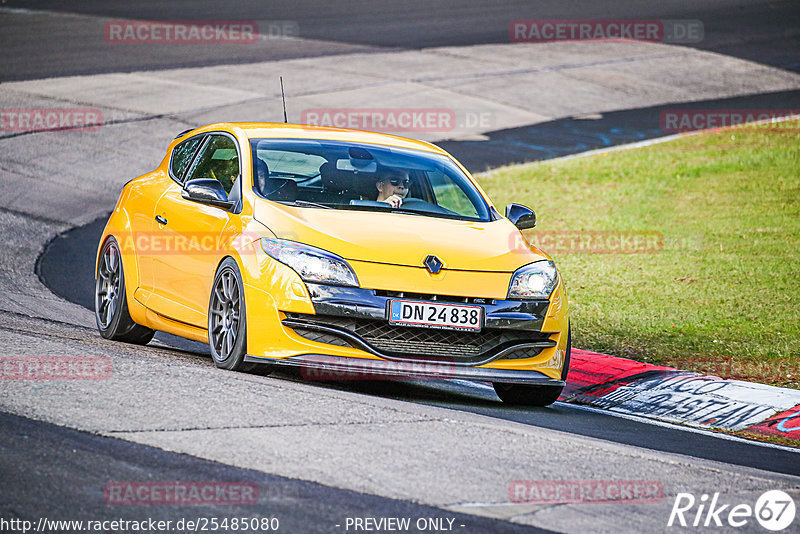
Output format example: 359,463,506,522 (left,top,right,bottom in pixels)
428,170,479,218
185,135,240,195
